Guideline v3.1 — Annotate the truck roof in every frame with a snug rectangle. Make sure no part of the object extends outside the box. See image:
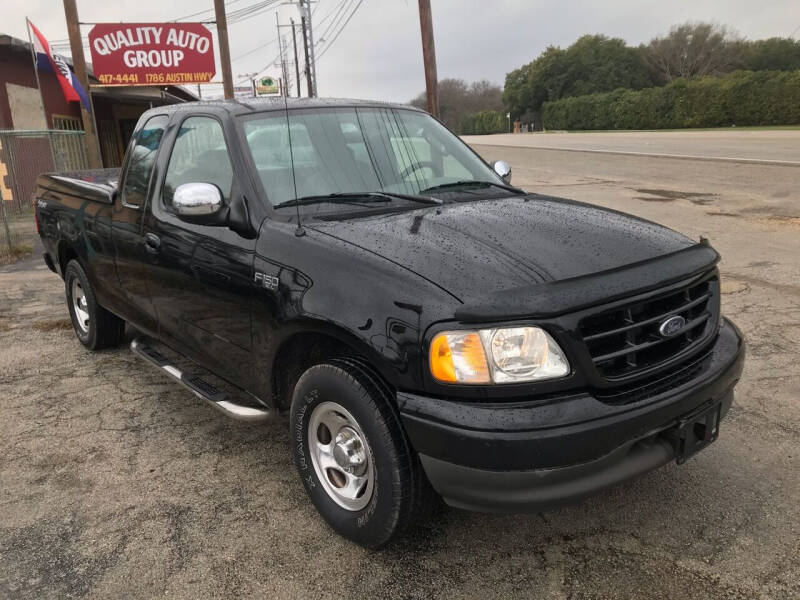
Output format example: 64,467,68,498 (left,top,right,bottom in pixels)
147,97,423,118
